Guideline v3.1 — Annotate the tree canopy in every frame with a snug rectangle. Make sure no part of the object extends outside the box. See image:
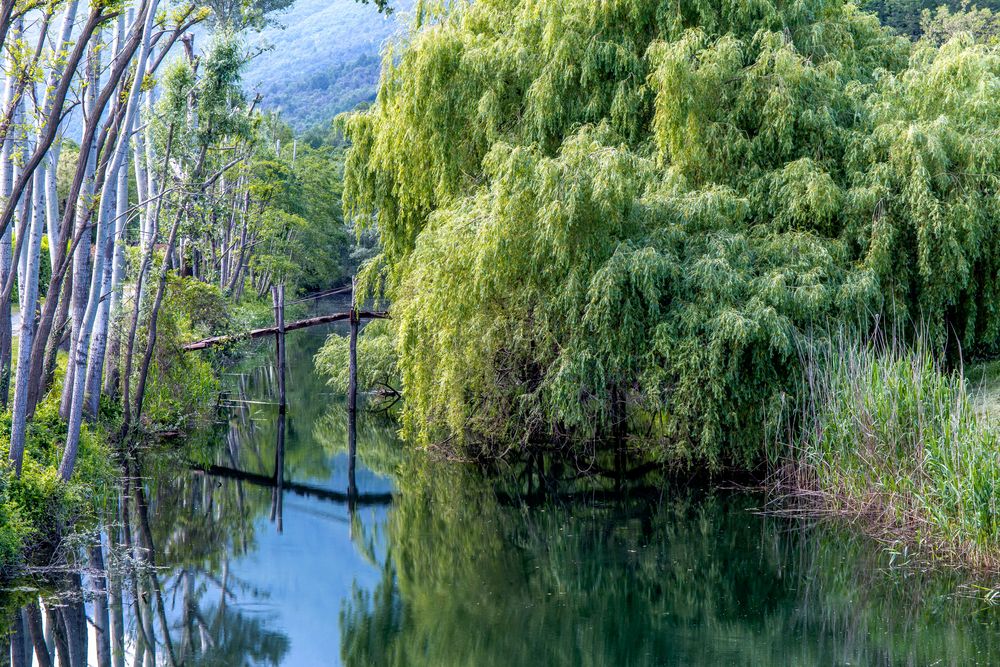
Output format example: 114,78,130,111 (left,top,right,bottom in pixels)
337,0,1000,469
